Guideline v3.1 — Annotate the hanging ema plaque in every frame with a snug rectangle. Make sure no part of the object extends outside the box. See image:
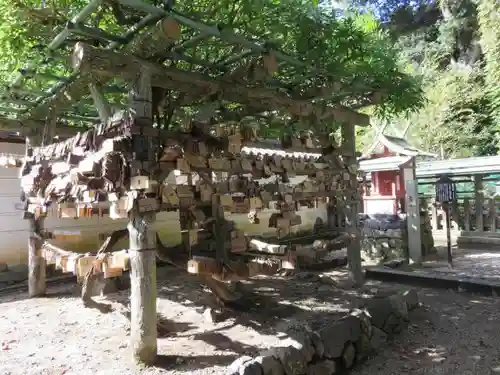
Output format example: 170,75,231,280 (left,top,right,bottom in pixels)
435,175,457,204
